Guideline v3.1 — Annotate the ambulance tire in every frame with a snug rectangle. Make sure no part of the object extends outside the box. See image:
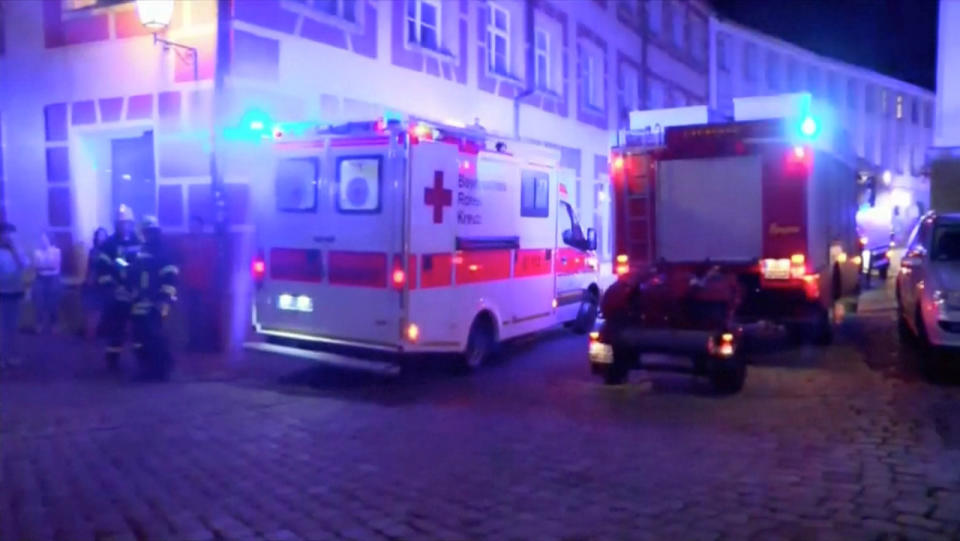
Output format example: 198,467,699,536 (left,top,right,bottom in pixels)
460,314,498,371
571,289,600,335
